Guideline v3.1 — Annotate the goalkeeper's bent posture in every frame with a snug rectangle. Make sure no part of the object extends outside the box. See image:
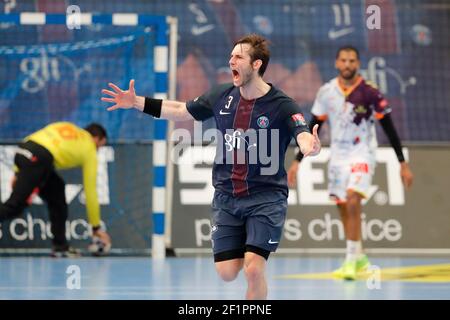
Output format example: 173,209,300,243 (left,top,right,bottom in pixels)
0,122,111,257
